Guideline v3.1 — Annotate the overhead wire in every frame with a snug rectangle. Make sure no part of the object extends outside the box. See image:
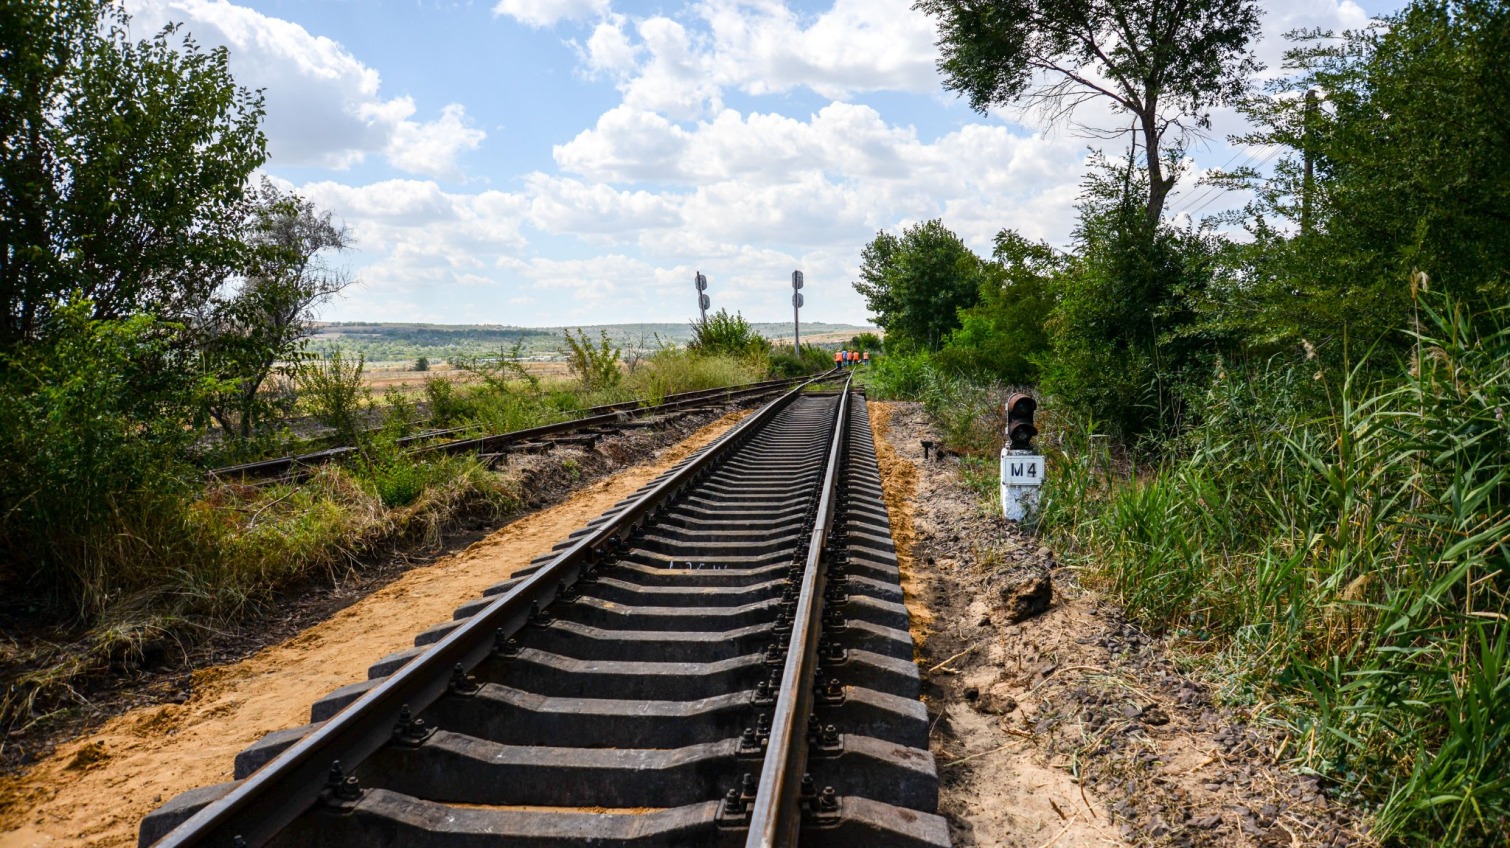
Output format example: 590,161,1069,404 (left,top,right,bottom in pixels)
1170,143,1284,218
1164,143,1259,215
1180,144,1284,218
